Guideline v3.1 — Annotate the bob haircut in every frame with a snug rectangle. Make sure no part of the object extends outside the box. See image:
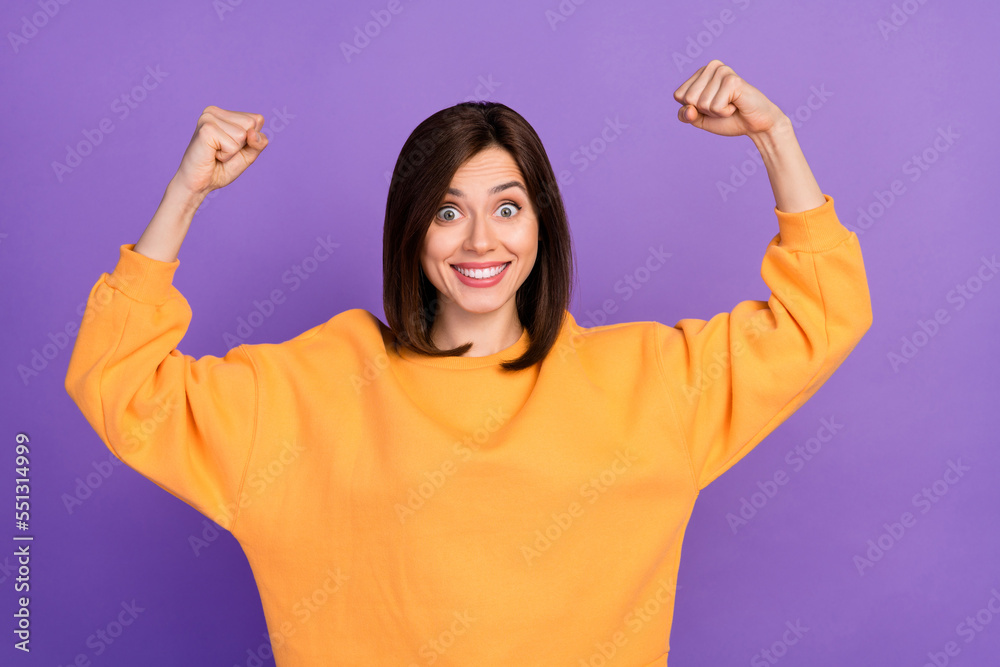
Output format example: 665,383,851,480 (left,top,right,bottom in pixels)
382,101,576,372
